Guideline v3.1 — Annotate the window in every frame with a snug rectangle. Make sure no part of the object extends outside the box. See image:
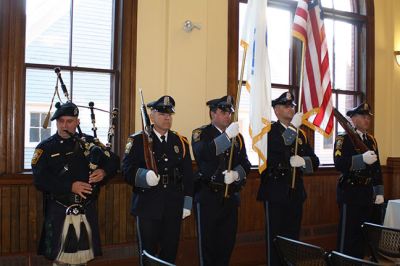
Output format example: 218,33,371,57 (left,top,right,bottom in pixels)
24,0,116,169
29,112,52,143
233,0,373,166
25,110,55,167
